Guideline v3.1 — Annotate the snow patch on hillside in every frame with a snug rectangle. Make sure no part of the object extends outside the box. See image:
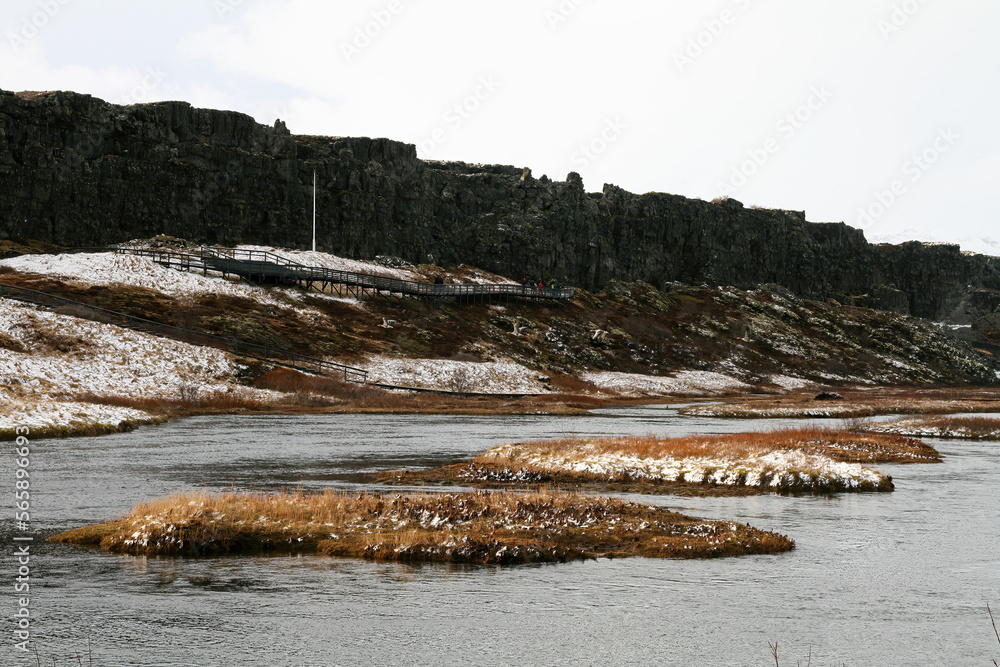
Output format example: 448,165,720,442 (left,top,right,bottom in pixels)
0,252,306,306
581,370,752,397
0,298,282,436
769,375,811,390
356,356,550,394
236,245,419,281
